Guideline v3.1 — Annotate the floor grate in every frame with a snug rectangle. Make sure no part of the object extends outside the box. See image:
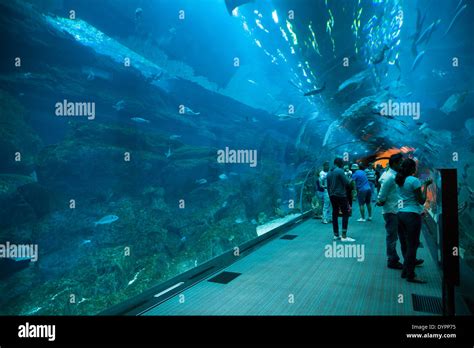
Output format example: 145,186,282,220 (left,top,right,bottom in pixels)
208,271,242,284
412,294,442,314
